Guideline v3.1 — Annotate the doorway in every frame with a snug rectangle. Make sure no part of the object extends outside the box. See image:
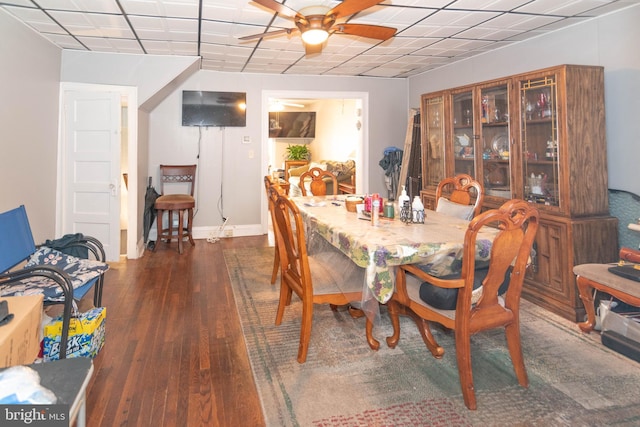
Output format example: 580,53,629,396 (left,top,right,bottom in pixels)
261,90,369,234
58,83,138,262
